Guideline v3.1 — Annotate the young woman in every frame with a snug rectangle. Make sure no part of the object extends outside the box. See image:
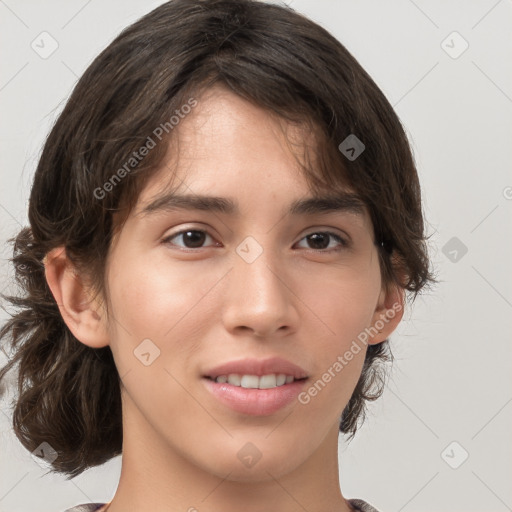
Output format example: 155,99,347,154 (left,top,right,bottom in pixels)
0,1,435,511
